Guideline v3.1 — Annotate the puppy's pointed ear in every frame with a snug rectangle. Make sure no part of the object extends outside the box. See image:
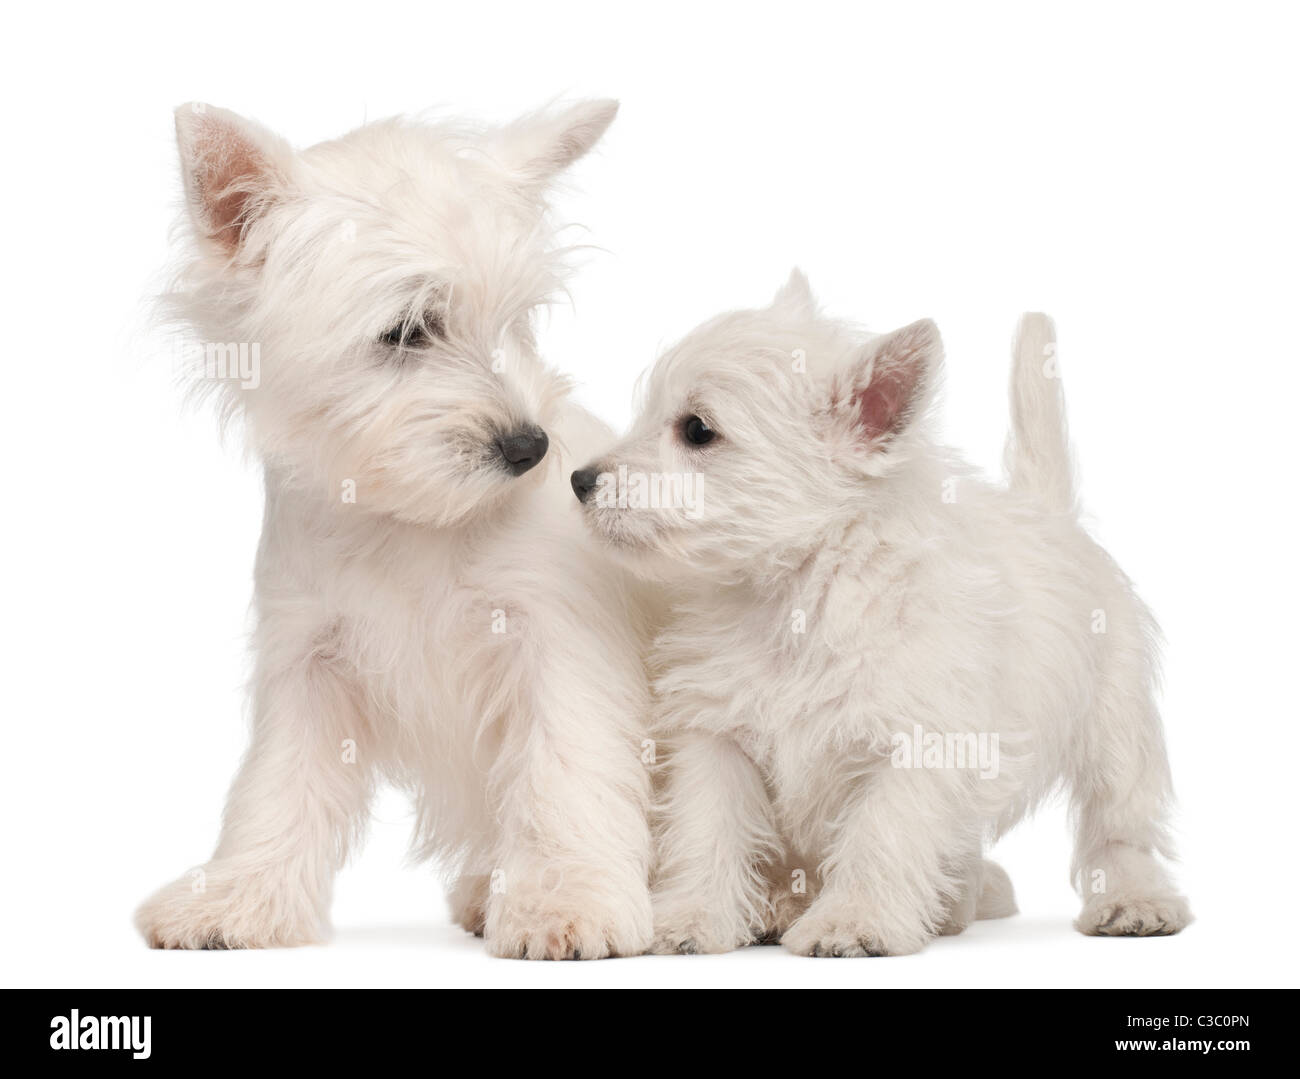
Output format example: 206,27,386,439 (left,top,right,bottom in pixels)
494,99,619,185
831,319,942,458
772,268,816,316
173,103,292,254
